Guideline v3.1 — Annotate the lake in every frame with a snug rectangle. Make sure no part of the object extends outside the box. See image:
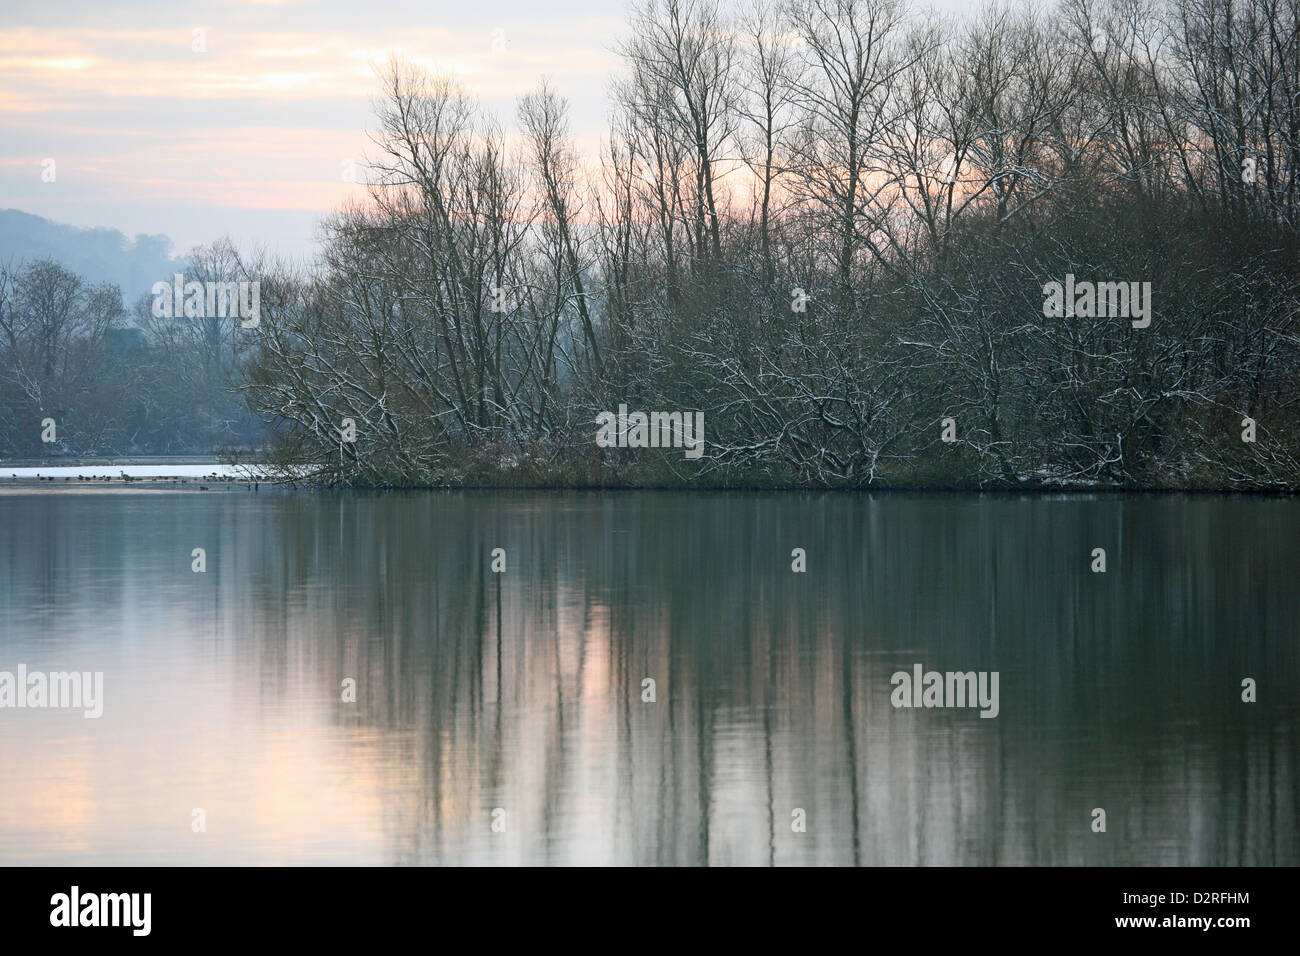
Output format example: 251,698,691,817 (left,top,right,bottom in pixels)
1,488,1296,865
